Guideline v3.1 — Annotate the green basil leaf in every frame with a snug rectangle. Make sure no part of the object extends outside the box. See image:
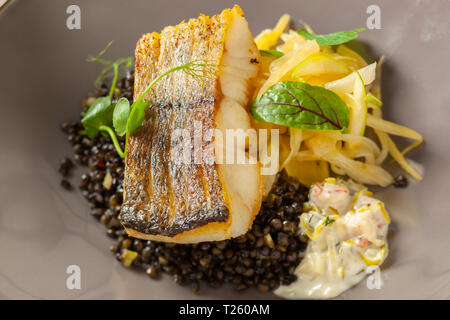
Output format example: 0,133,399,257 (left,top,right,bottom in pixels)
127,99,150,134
81,96,113,138
297,28,365,46
260,50,284,58
113,98,130,136
251,81,349,132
